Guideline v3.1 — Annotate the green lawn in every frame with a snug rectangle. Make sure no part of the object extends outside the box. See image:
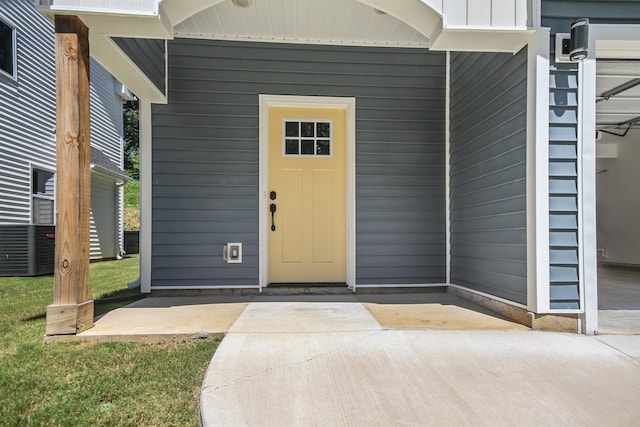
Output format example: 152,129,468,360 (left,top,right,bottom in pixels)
0,256,220,426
